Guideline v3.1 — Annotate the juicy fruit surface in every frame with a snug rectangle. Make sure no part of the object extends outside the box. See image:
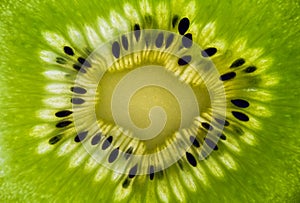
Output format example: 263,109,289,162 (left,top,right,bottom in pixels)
0,0,299,202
